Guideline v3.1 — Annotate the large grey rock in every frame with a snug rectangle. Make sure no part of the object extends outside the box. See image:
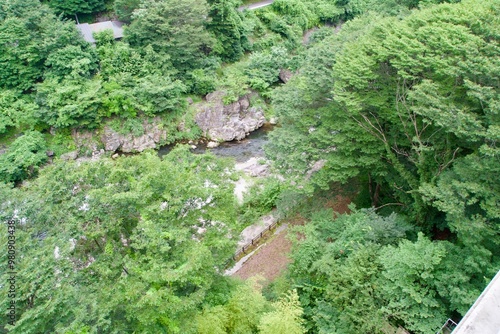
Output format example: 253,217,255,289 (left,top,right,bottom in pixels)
207,141,220,148
60,151,79,161
235,157,270,177
305,159,327,180
101,117,167,153
279,69,293,83
195,91,266,142
102,128,121,152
